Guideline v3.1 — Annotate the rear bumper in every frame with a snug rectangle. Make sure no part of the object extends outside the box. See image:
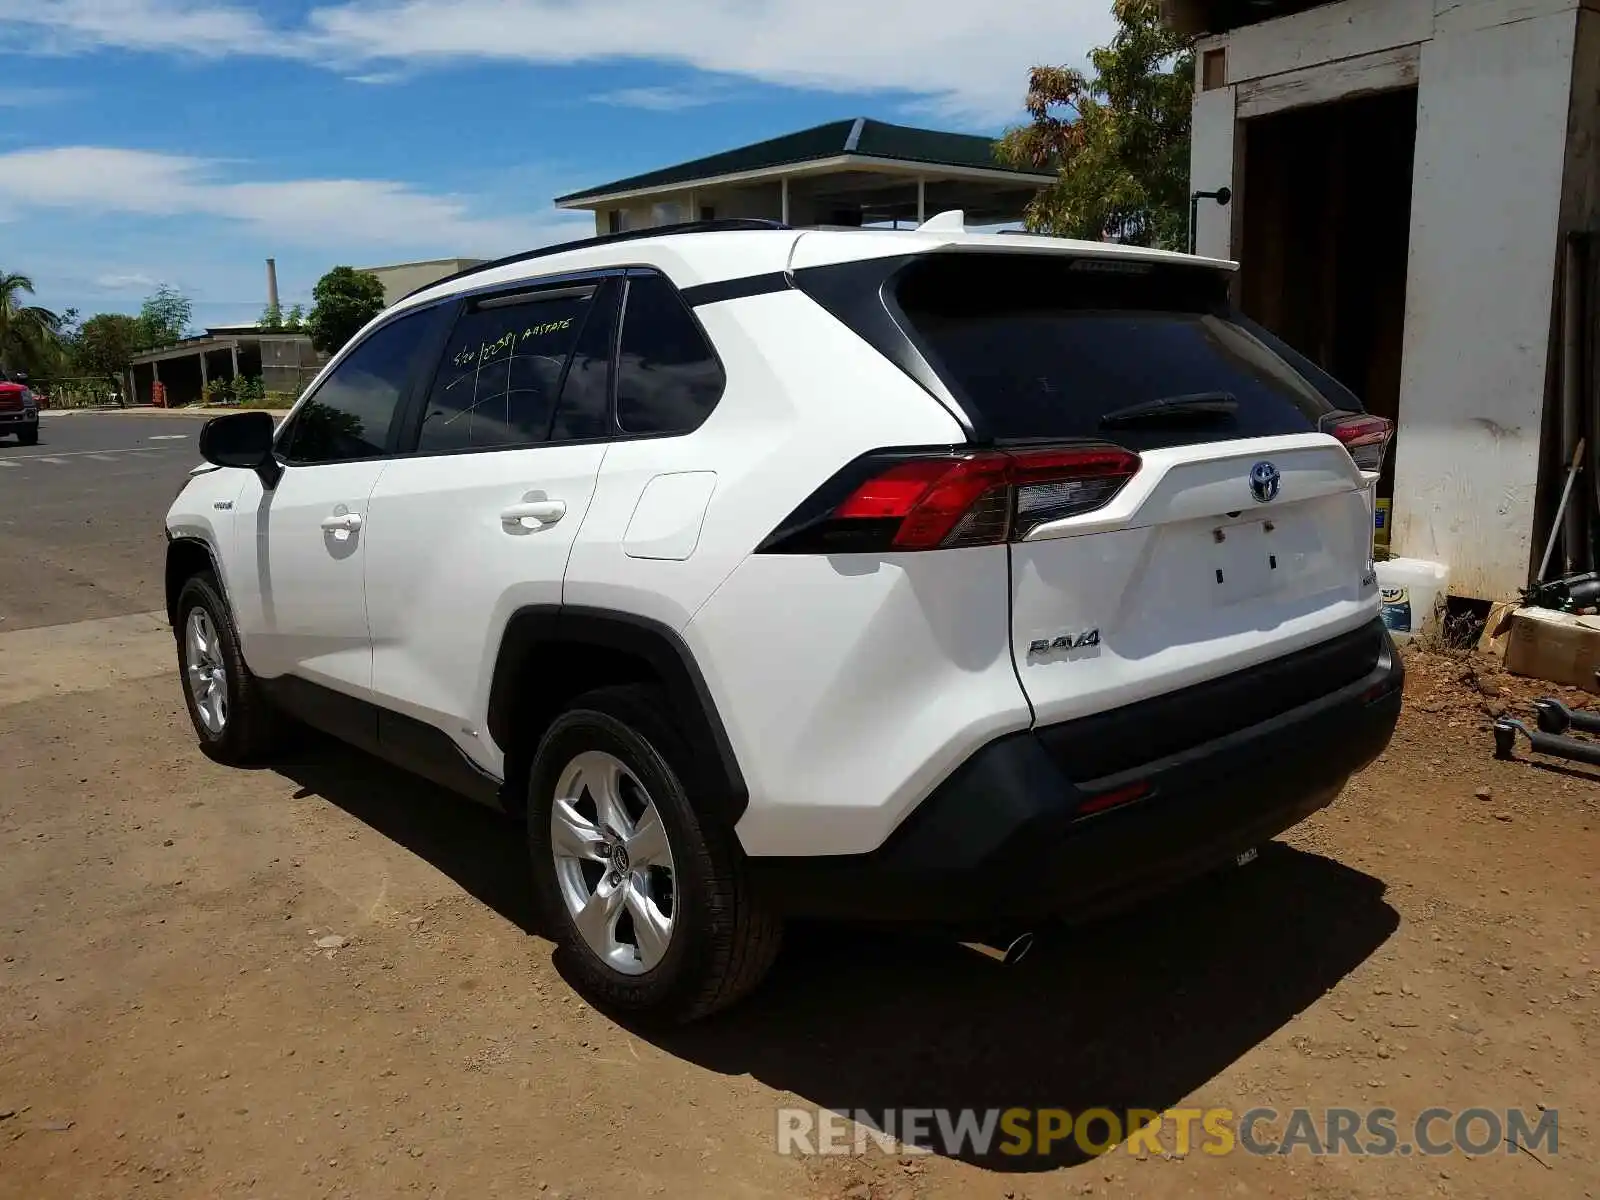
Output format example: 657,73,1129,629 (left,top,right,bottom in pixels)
748,618,1403,926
